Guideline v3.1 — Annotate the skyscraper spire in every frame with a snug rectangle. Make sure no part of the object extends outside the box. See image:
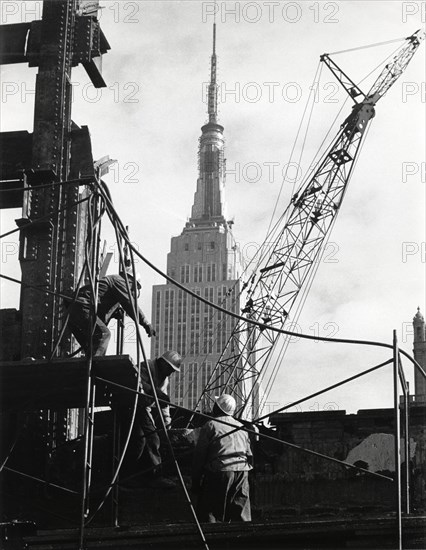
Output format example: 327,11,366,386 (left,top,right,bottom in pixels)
189,23,225,225
207,23,218,124
151,21,242,414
